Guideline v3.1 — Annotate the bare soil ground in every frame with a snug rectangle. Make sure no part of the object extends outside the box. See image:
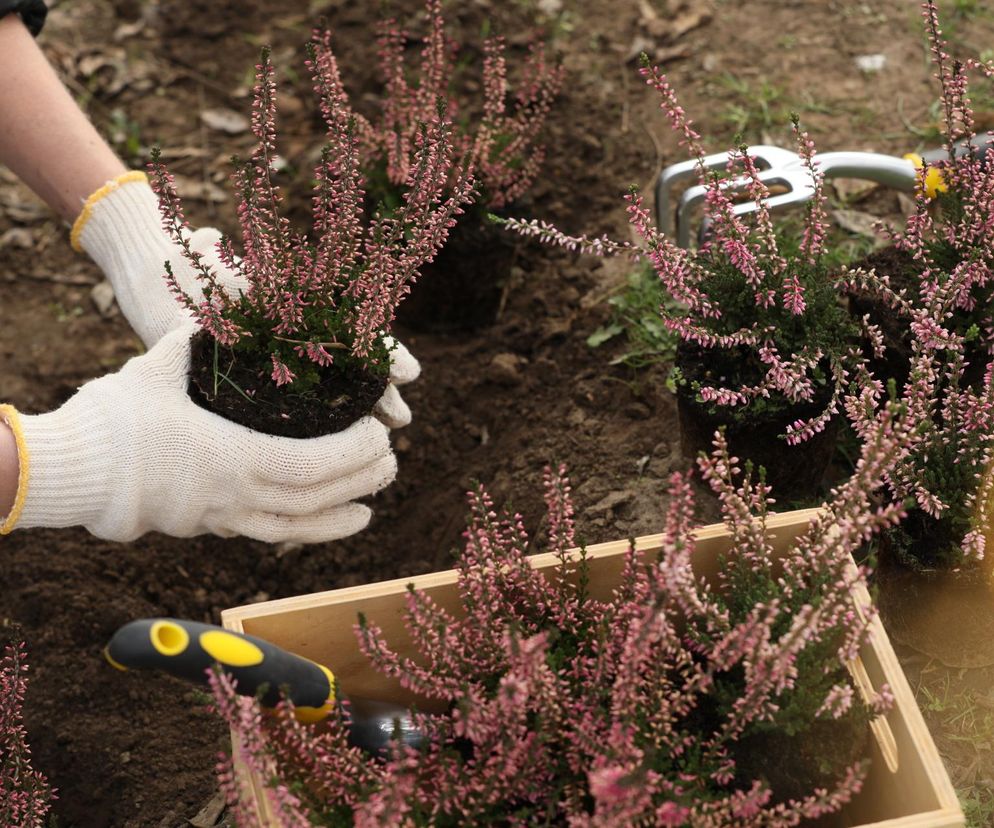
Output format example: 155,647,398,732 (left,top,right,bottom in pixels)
3,0,994,825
